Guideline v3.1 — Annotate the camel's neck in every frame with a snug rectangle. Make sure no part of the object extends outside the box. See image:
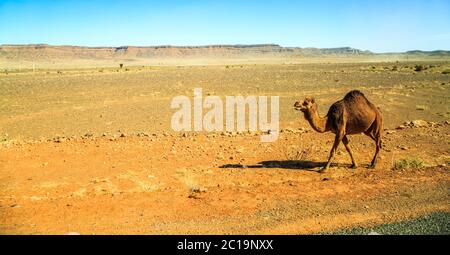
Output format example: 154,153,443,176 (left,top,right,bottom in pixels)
304,108,328,133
